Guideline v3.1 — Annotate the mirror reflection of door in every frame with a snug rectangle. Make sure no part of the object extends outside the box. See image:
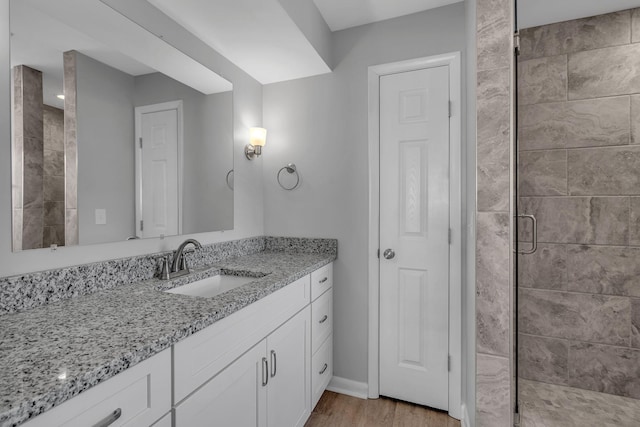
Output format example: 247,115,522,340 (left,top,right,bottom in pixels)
135,101,183,239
